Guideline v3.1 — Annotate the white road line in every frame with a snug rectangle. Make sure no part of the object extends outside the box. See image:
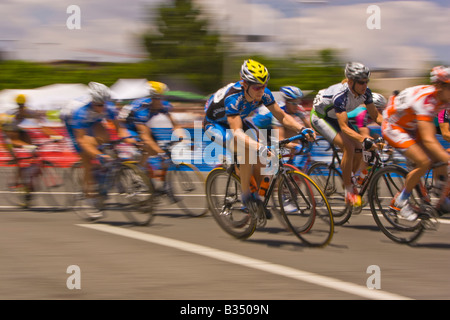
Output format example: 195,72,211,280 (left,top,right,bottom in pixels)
78,223,413,300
